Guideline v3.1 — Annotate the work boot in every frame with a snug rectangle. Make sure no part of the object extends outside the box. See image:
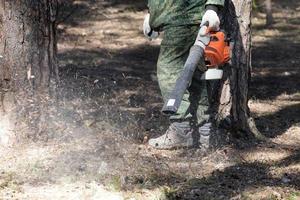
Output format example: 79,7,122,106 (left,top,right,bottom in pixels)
148,121,194,149
198,122,214,150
